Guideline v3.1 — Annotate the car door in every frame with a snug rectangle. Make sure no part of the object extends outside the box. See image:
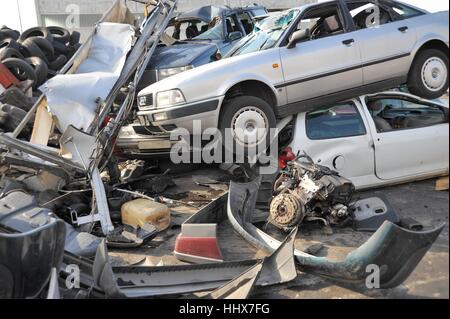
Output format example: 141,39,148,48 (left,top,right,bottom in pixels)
363,94,449,180
290,100,376,188
279,1,363,104
344,0,417,84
